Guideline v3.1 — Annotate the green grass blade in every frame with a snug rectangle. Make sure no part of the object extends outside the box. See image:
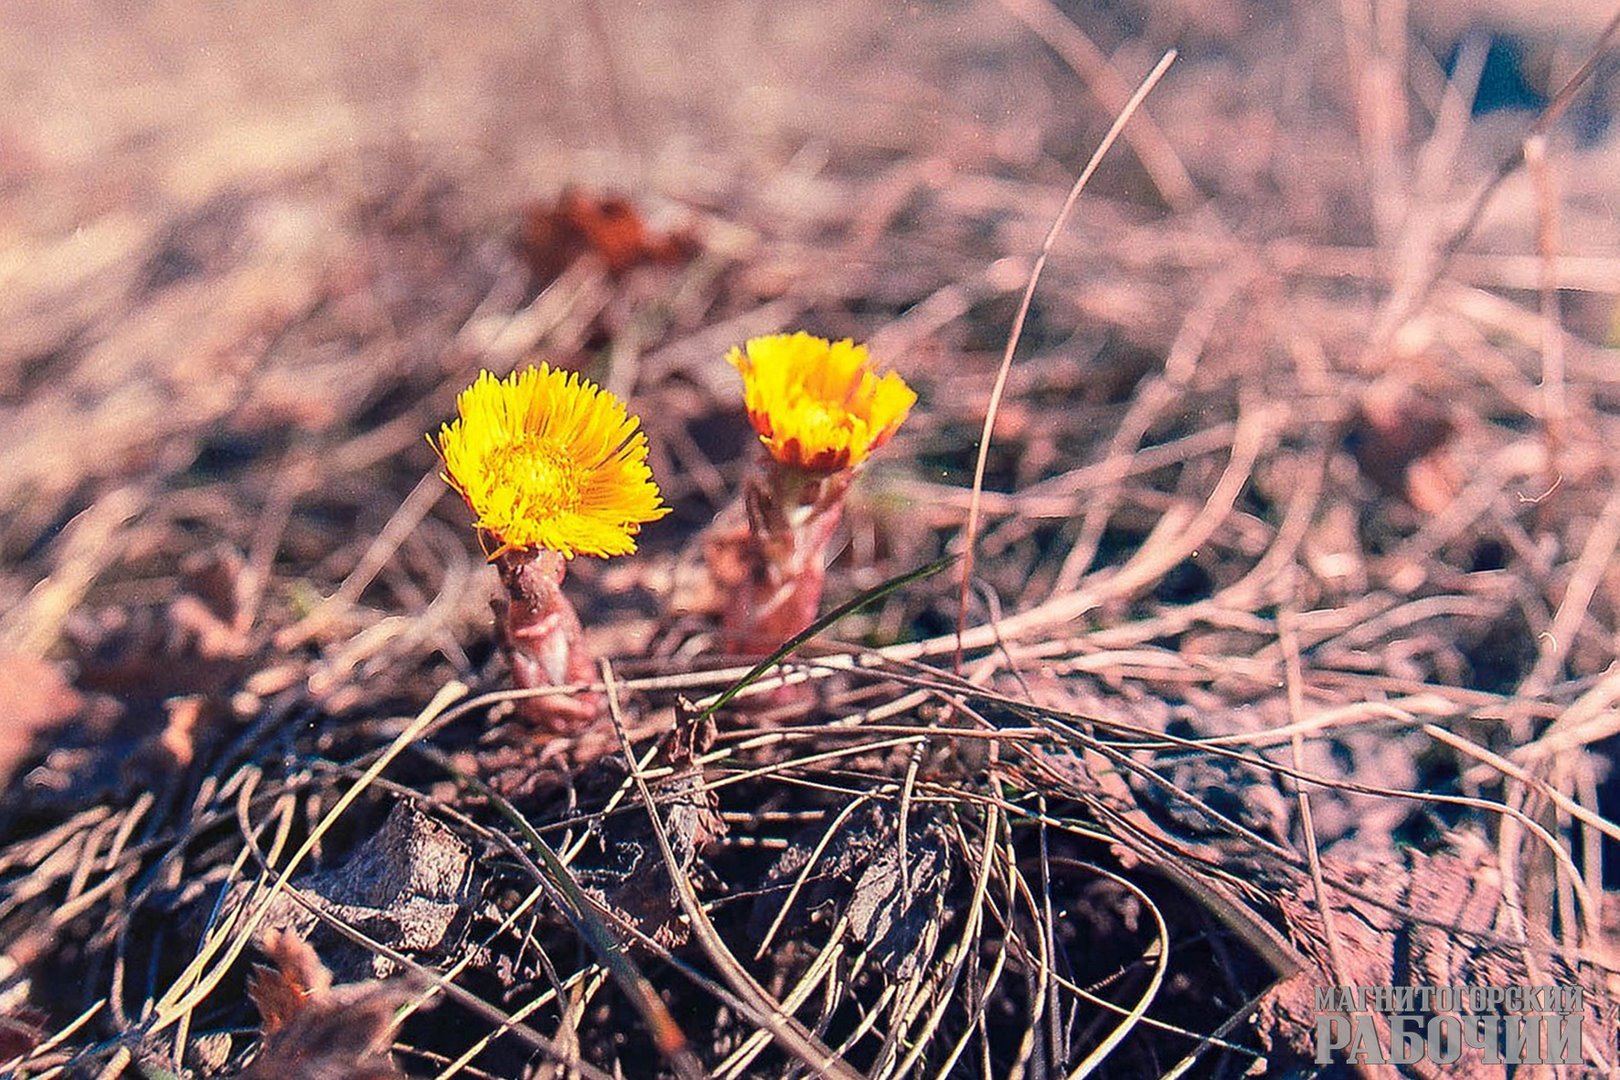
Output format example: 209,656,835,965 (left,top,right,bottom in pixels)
697,553,958,721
